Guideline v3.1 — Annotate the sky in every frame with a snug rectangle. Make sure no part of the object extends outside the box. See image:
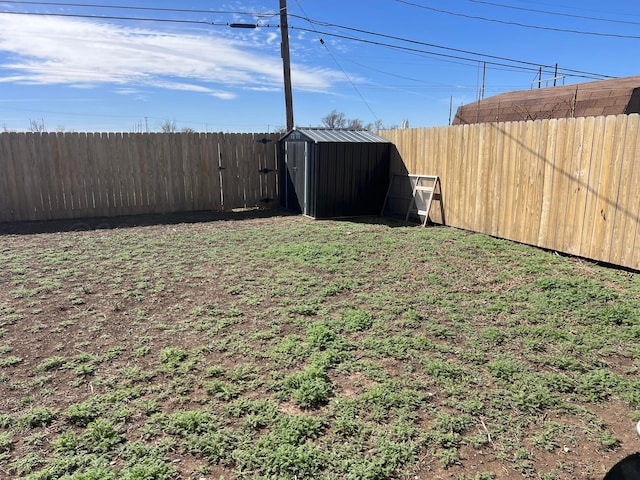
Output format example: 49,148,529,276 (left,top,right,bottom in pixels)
0,0,638,133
